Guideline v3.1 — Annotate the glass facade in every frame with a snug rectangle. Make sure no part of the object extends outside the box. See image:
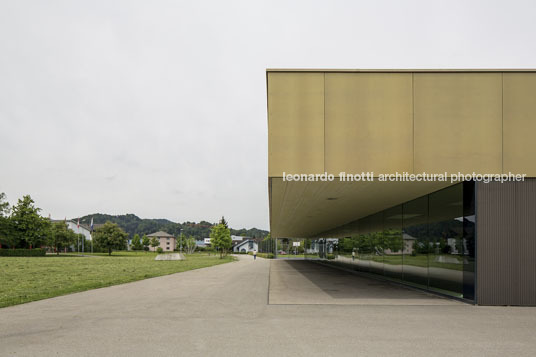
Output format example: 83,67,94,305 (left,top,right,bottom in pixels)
304,182,476,300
